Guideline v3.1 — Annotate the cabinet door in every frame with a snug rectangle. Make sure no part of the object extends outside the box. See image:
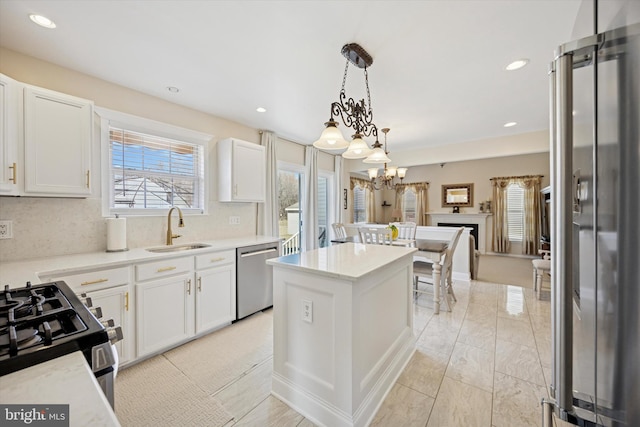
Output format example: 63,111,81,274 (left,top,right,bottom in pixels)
84,285,133,366
233,141,265,202
136,272,194,357
0,74,19,195
23,86,92,196
196,264,235,333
